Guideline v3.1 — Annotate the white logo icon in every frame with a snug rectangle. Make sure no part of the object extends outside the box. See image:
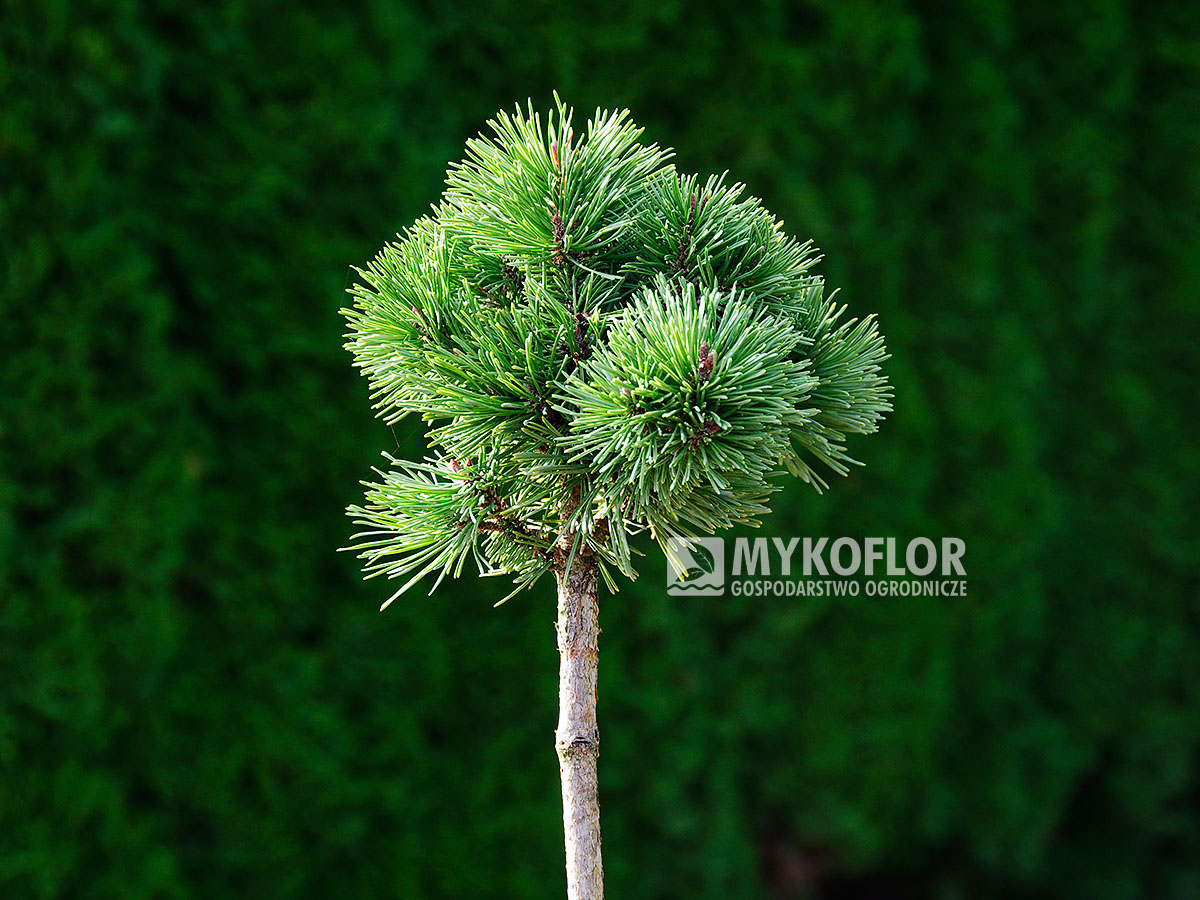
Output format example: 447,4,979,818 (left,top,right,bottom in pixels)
665,537,725,596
